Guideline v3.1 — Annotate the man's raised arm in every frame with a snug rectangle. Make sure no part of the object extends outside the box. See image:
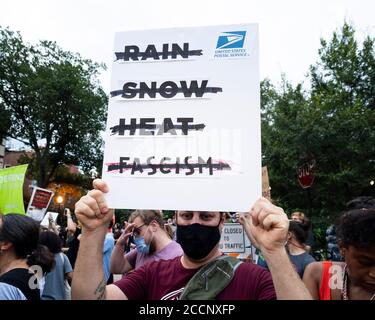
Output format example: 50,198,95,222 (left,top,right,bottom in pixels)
239,198,312,300
72,179,127,300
